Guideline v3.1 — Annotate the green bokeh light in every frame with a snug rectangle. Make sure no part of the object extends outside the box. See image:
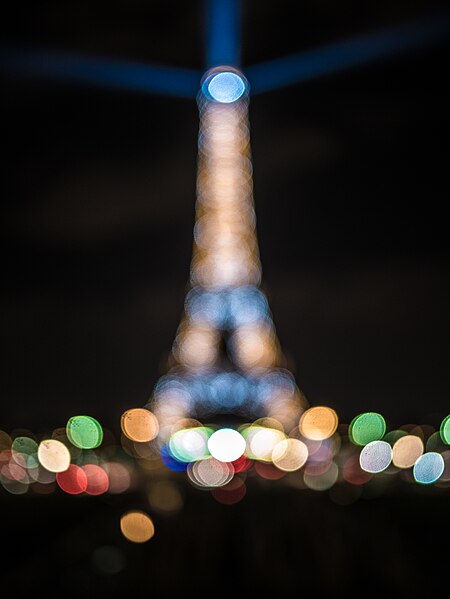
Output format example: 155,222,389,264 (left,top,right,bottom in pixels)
66,416,103,449
11,436,39,468
169,427,213,462
440,415,450,444
349,412,386,446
